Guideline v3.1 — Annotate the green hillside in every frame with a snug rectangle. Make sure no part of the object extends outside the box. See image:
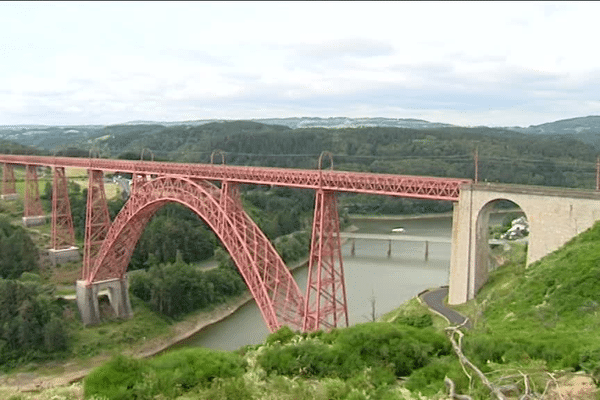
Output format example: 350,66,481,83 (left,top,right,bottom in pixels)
76,223,600,400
